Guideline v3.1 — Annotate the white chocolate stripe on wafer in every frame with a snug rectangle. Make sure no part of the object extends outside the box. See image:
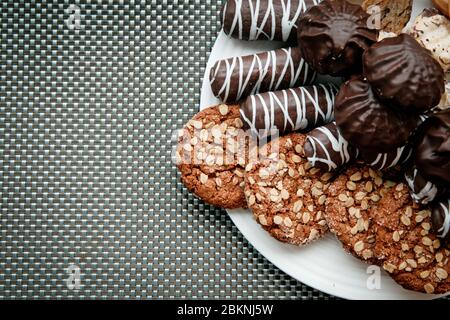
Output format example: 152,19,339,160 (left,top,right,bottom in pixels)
210,47,315,103
368,146,413,170
405,168,439,205
306,122,358,171
243,84,336,134
223,0,322,41
437,199,450,239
